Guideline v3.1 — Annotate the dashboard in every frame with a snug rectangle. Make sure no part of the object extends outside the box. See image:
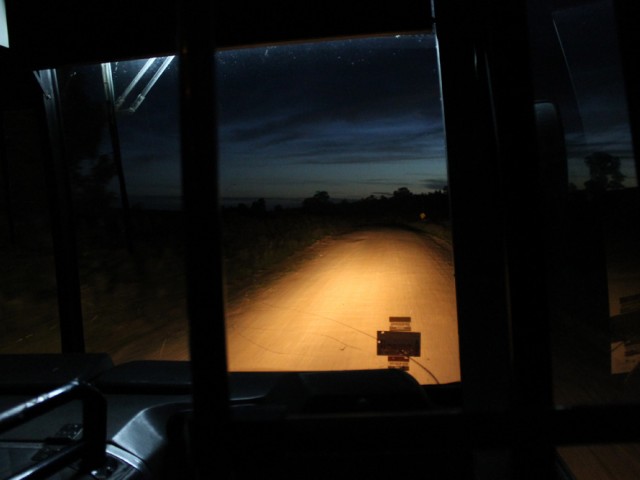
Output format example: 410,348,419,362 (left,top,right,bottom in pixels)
0,354,465,479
